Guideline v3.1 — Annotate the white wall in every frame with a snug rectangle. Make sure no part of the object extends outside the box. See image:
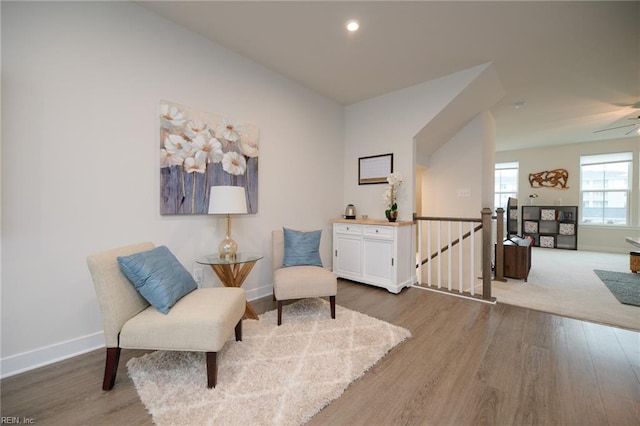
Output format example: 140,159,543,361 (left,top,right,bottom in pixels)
417,113,495,290
1,1,344,376
343,65,492,222
421,112,495,217
344,64,499,299
496,137,640,253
